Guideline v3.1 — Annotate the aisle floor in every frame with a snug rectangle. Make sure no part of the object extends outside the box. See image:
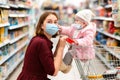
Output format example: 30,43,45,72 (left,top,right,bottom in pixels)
8,36,107,80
